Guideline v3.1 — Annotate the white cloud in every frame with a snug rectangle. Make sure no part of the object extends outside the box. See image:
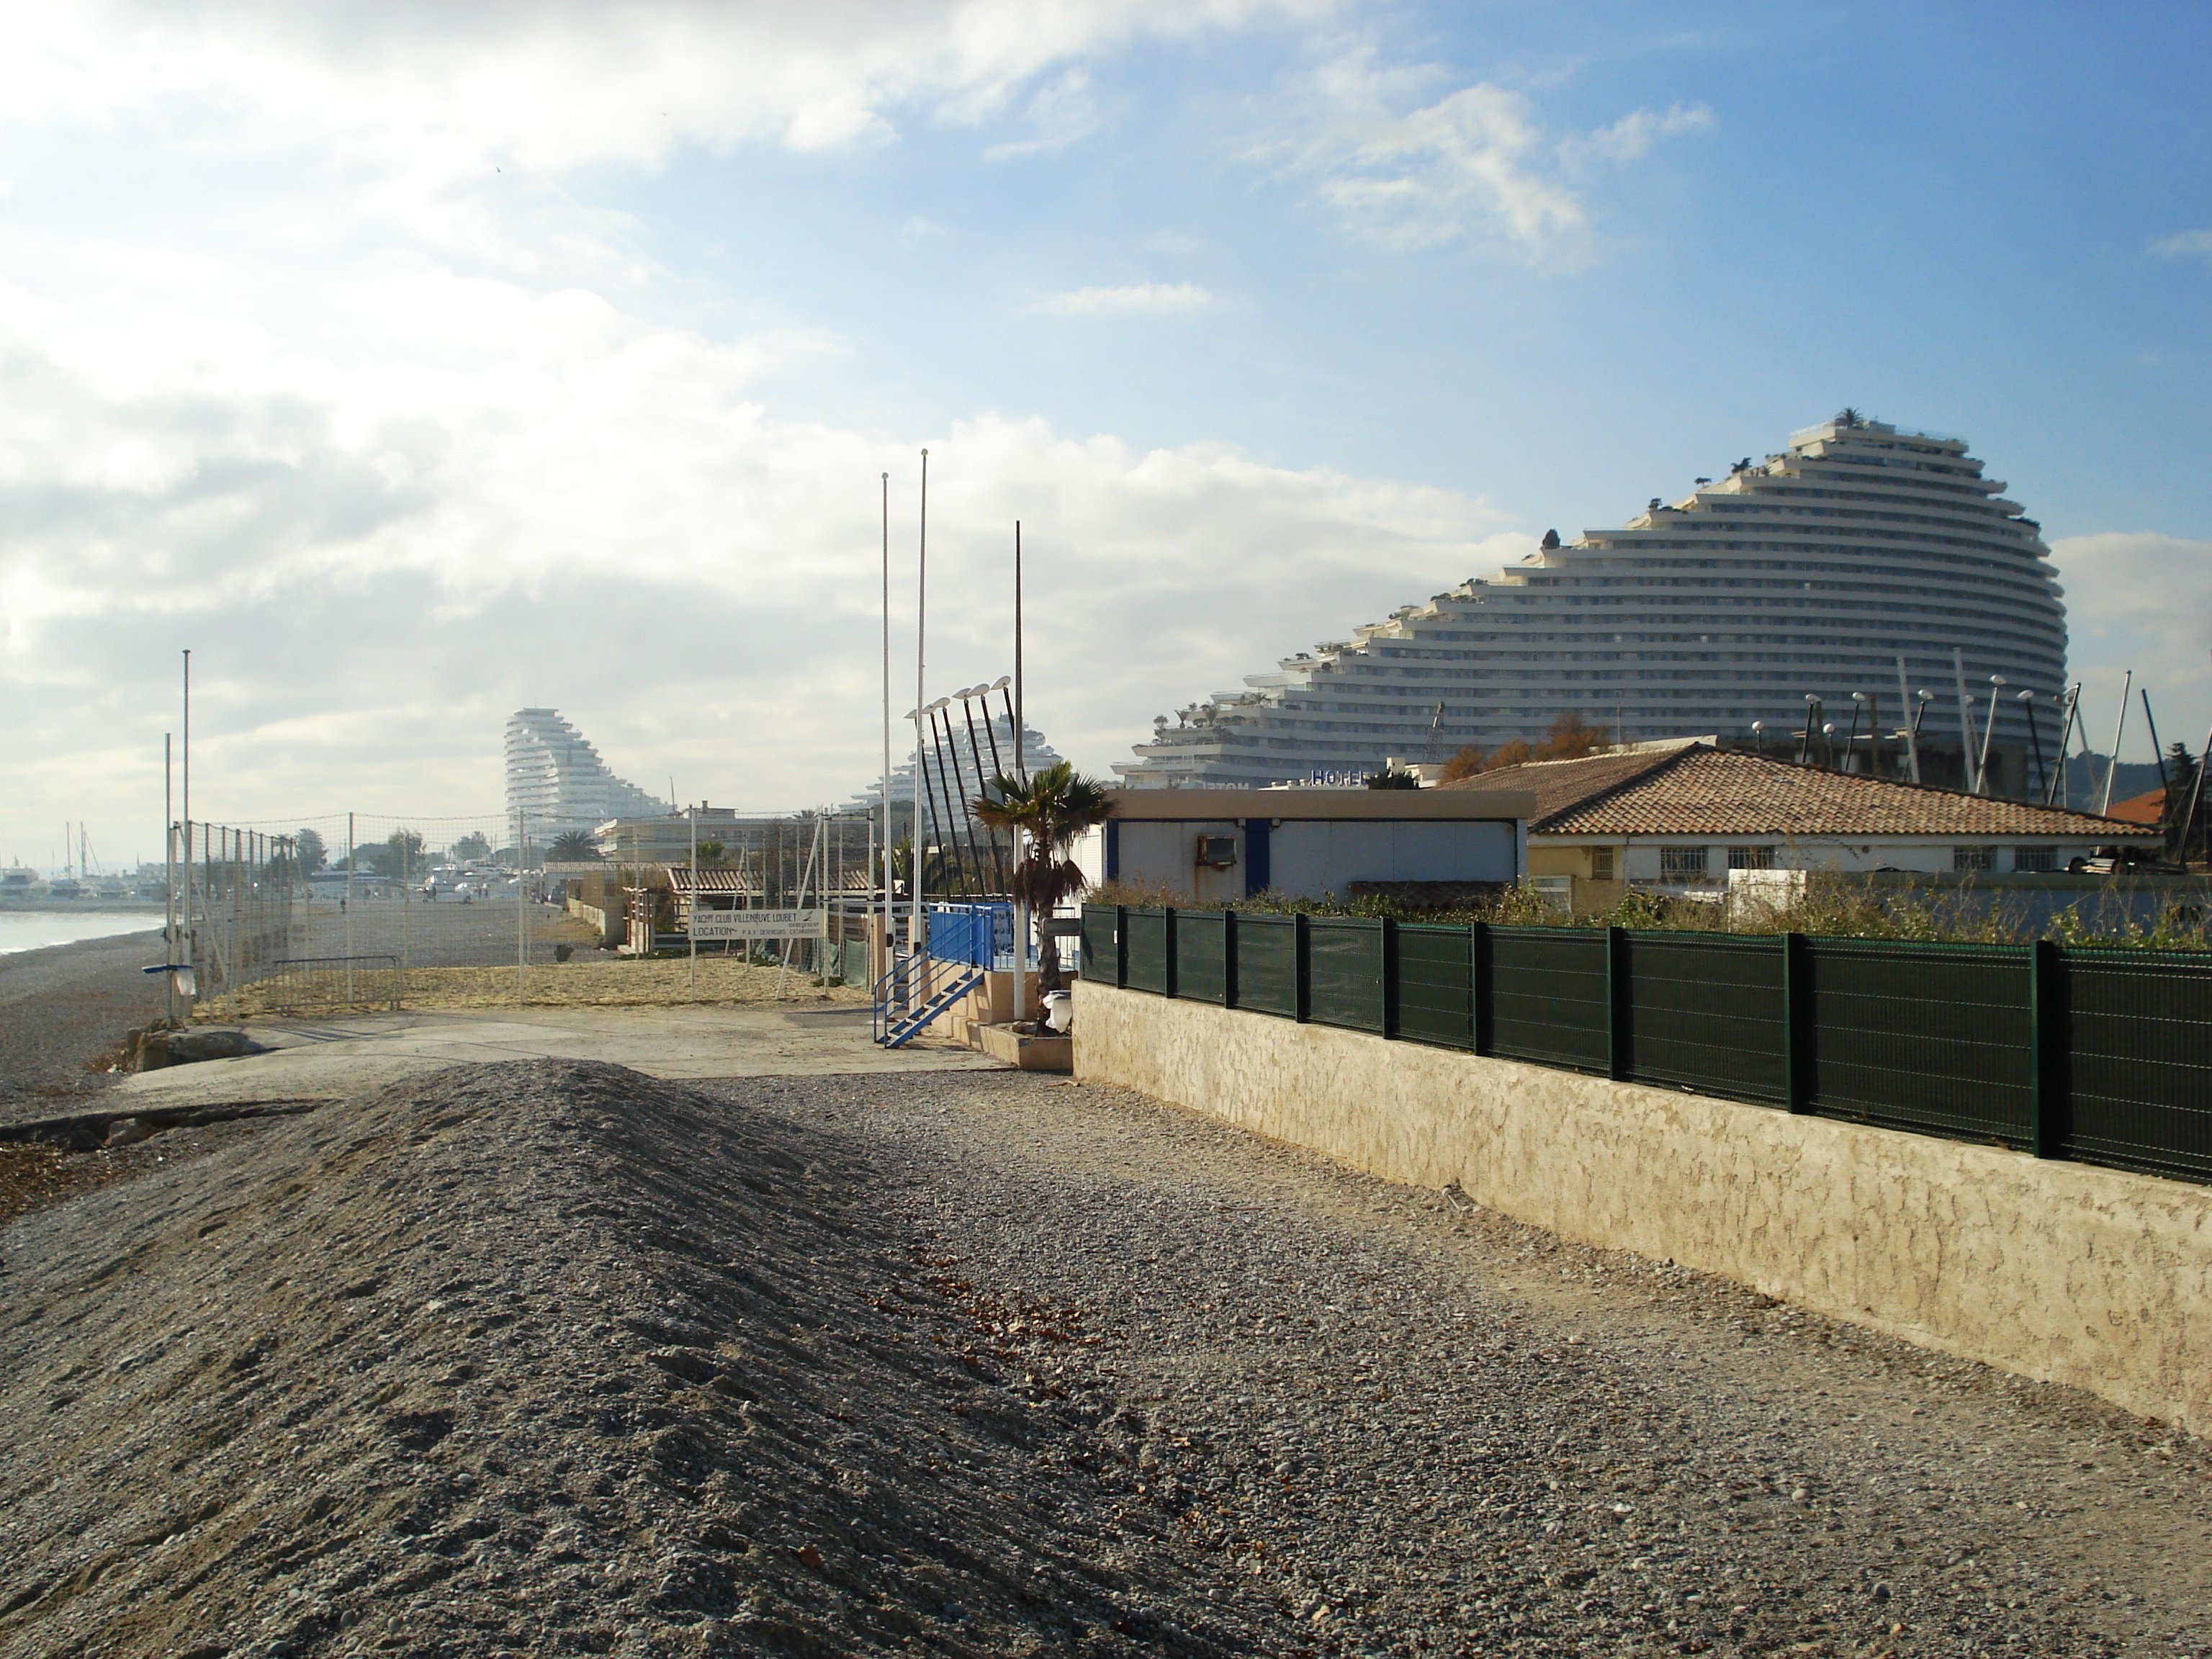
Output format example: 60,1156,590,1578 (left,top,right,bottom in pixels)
2049,531,2212,754
1033,281,1215,316
0,256,1511,852
0,1,1318,178
1251,45,1714,256
2149,229,2212,266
